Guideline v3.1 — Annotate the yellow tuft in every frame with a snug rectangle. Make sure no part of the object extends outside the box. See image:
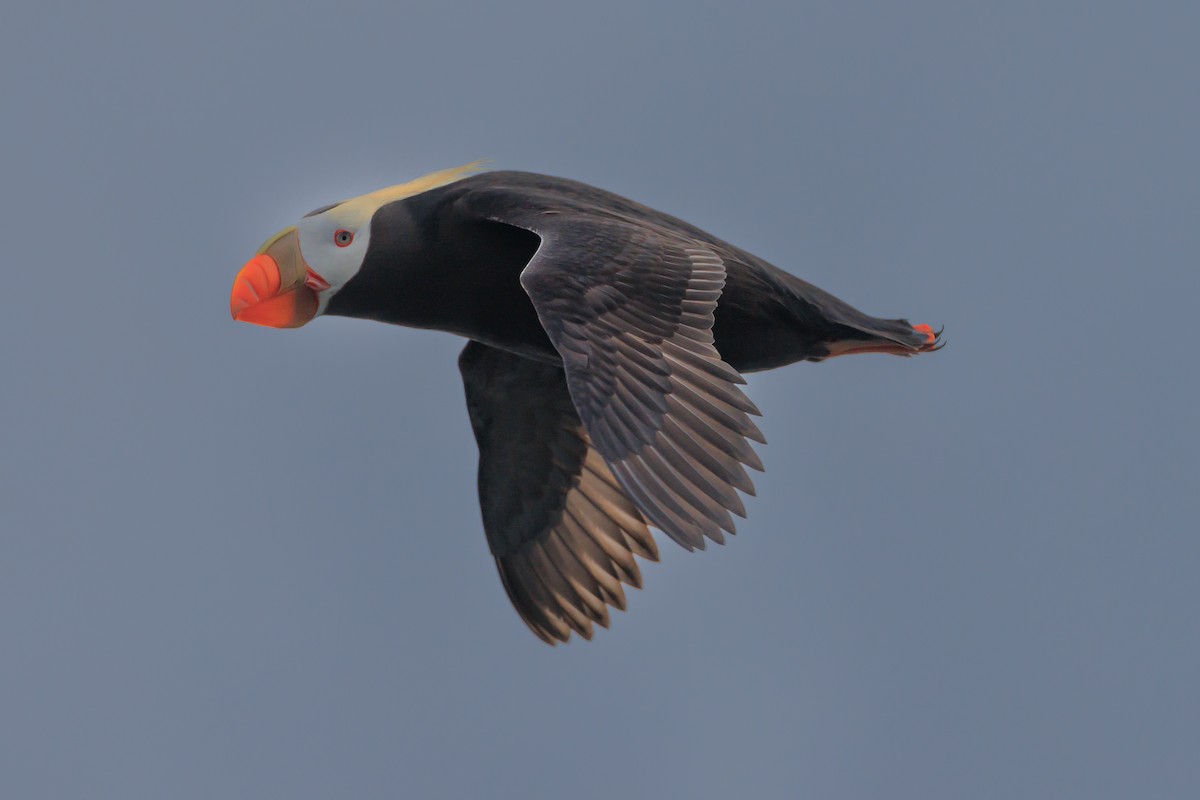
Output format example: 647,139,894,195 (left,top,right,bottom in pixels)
336,161,489,222
306,161,490,230
400,160,490,193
